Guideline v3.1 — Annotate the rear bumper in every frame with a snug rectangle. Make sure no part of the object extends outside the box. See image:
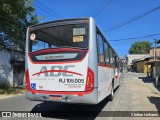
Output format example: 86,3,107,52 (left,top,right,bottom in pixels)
26,88,98,104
